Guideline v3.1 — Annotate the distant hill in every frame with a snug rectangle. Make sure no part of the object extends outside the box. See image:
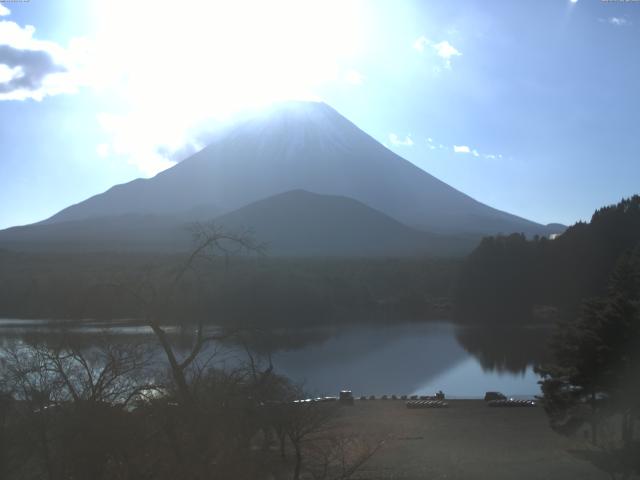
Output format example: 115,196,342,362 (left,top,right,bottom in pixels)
213,190,475,256
0,190,476,256
40,101,561,238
